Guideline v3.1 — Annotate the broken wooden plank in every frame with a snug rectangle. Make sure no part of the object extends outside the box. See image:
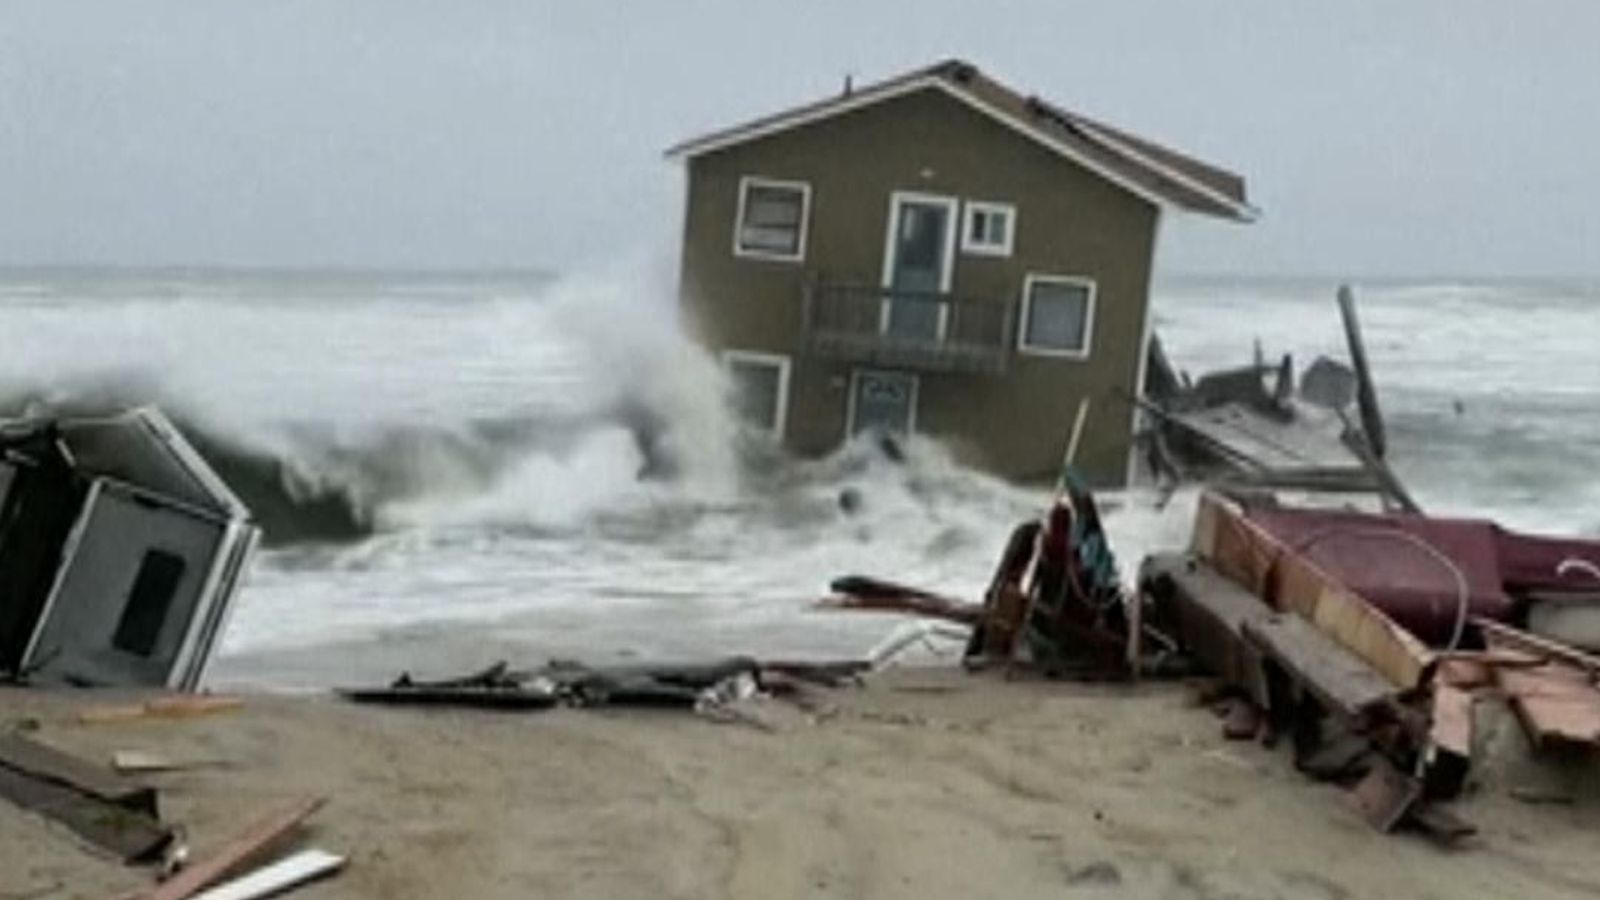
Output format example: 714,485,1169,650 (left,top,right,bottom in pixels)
139,797,325,900
816,576,982,625
0,732,157,816
0,765,171,863
1189,492,1432,691
1347,755,1420,832
192,849,345,900
1495,663,1600,750
112,751,229,775
1142,553,1271,706
1243,612,1396,722
1476,617,1600,677
1429,684,1474,760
